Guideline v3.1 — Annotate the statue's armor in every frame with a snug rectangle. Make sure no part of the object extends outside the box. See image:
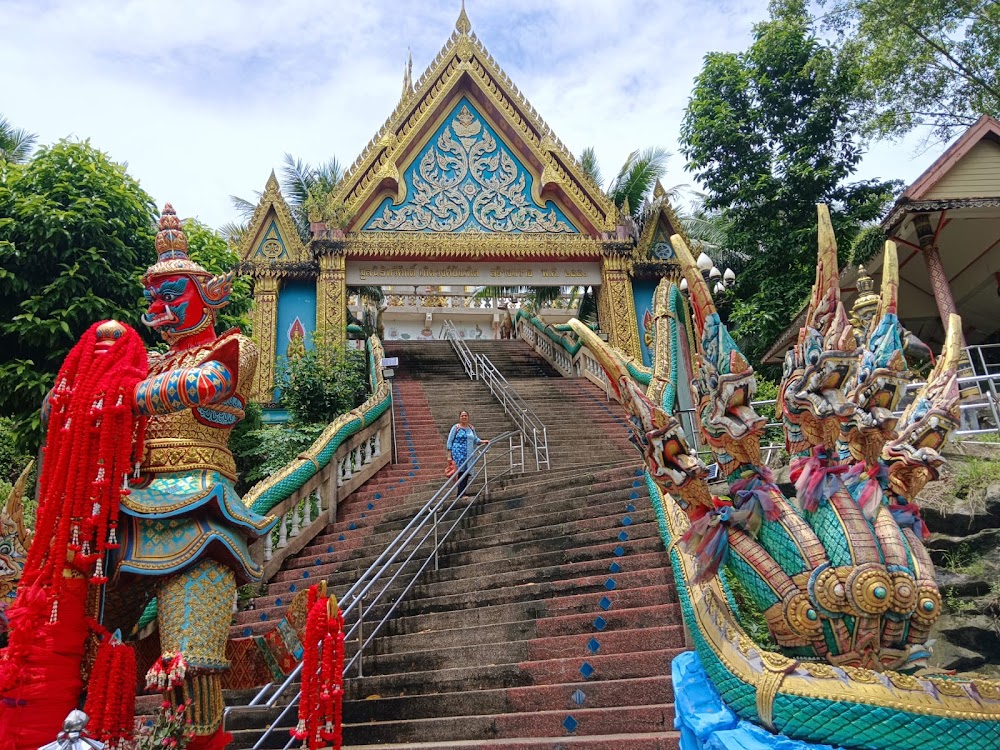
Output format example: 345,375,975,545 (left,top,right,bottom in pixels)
116,329,274,586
